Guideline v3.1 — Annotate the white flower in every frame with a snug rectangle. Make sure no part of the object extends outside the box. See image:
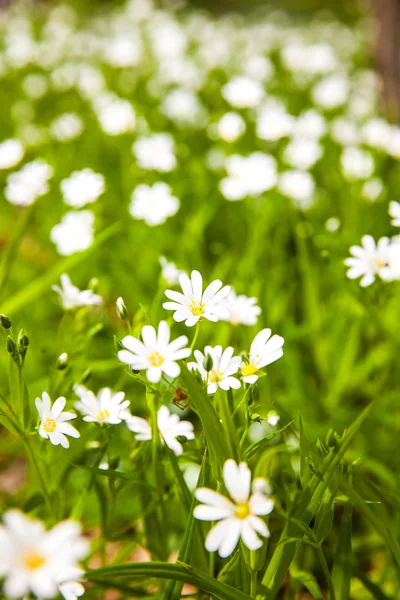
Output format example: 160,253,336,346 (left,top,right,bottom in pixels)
283,138,322,171
389,201,400,227
129,183,179,226
241,329,284,384
0,510,89,600
159,256,184,286
124,405,194,456
362,178,383,202
344,235,391,287
293,110,326,139
216,112,246,143
341,147,374,180
331,117,360,146
94,94,136,135
312,75,349,110
278,170,315,210
163,270,230,327
219,291,261,326
281,42,337,74
194,459,273,558
0,139,24,169
188,346,241,394
380,240,400,281
52,274,102,310
50,113,83,142
118,320,191,383
161,88,205,126
61,169,105,208
74,385,130,424
50,210,94,256
133,134,176,172
104,32,142,67
35,392,79,449
361,118,391,150
256,101,294,142
5,160,53,206
220,153,277,201
221,76,263,109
